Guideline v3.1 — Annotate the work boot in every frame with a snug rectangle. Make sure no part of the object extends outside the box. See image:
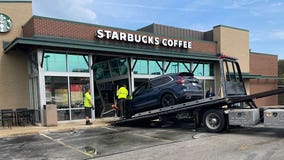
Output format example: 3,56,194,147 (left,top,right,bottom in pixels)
86,120,93,125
